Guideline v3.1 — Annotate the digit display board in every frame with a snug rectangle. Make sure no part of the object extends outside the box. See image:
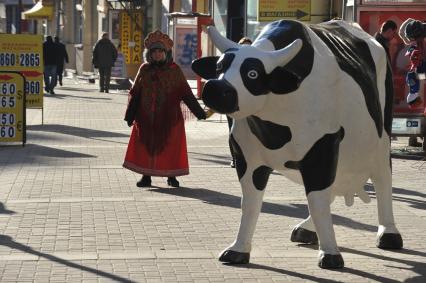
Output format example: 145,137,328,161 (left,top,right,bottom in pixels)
0,34,43,109
0,71,26,145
